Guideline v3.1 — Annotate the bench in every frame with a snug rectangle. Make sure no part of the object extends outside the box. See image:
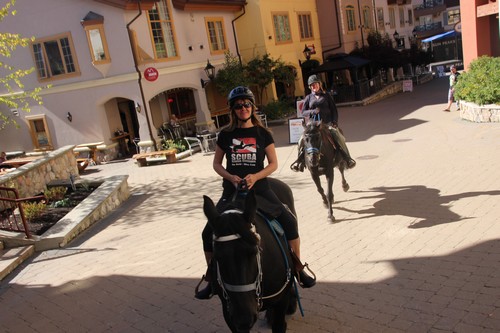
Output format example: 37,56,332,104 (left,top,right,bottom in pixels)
132,149,177,167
